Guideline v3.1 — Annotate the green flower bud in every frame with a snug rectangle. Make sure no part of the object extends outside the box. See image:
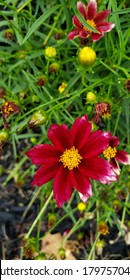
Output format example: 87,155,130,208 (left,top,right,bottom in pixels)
36,75,48,86
58,248,66,260
35,253,47,260
49,62,60,73
0,129,9,143
4,29,14,41
28,111,47,128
